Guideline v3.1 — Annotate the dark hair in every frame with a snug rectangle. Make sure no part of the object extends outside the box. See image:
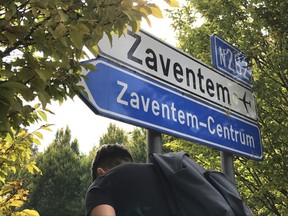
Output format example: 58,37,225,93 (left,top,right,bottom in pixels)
91,144,133,181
